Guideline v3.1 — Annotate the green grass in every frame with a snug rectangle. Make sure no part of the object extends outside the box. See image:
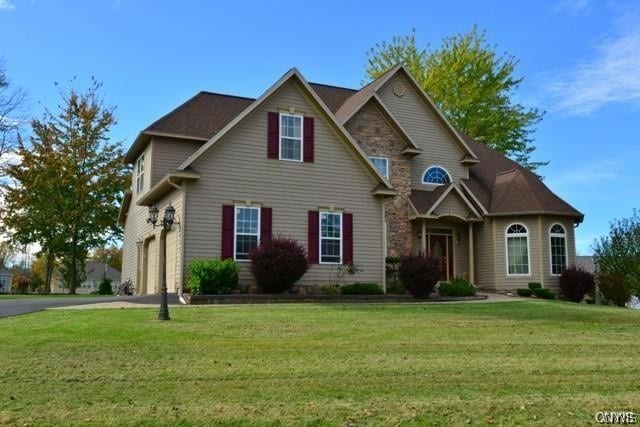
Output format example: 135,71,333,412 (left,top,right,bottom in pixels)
0,301,638,426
